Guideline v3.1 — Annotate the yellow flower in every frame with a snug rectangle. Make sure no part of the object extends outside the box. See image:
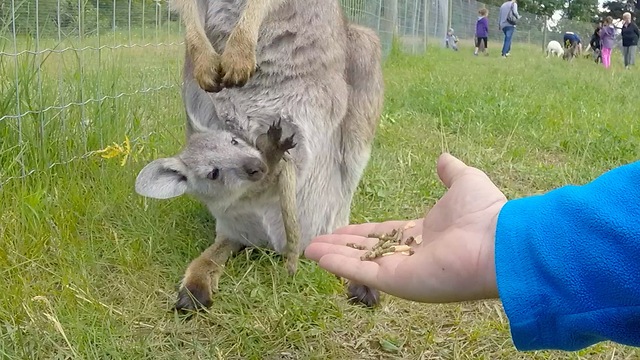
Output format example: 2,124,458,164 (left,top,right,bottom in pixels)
96,135,131,166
